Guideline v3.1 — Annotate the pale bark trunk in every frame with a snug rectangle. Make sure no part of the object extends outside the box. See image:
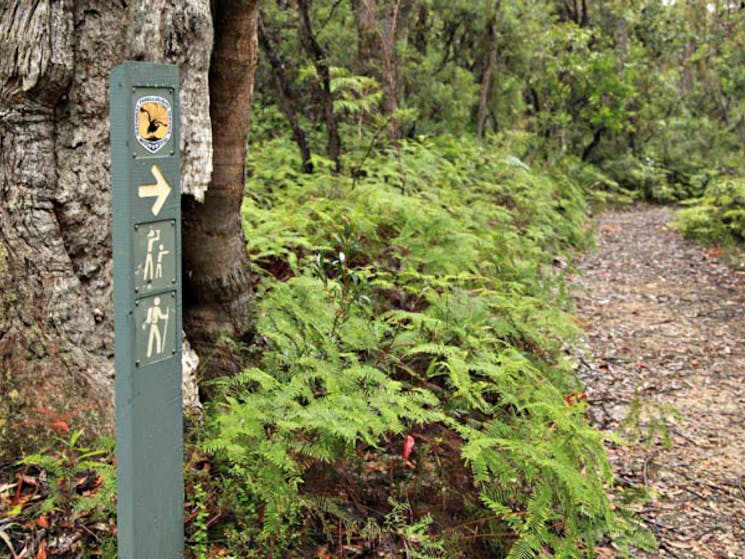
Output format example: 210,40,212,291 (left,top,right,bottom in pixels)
0,0,216,459
354,0,416,136
616,12,628,73
381,0,400,121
